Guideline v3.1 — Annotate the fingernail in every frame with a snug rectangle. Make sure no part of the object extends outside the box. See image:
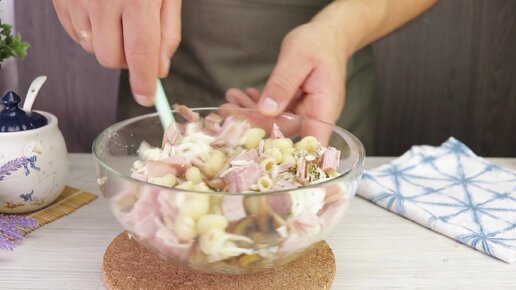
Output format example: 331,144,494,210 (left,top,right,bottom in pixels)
260,97,278,113
160,59,171,78
134,94,153,107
